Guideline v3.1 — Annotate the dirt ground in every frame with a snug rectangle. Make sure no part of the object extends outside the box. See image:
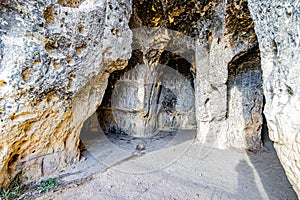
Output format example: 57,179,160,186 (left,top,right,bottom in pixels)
22,113,295,199
32,131,296,200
